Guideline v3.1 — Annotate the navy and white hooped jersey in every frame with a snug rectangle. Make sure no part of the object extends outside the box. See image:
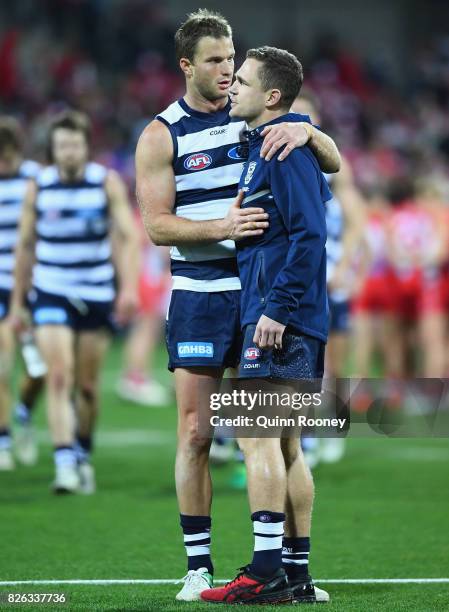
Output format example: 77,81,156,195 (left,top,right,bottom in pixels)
0,160,40,291
32,162,115,303
325,173,344,283
156,98,247,292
